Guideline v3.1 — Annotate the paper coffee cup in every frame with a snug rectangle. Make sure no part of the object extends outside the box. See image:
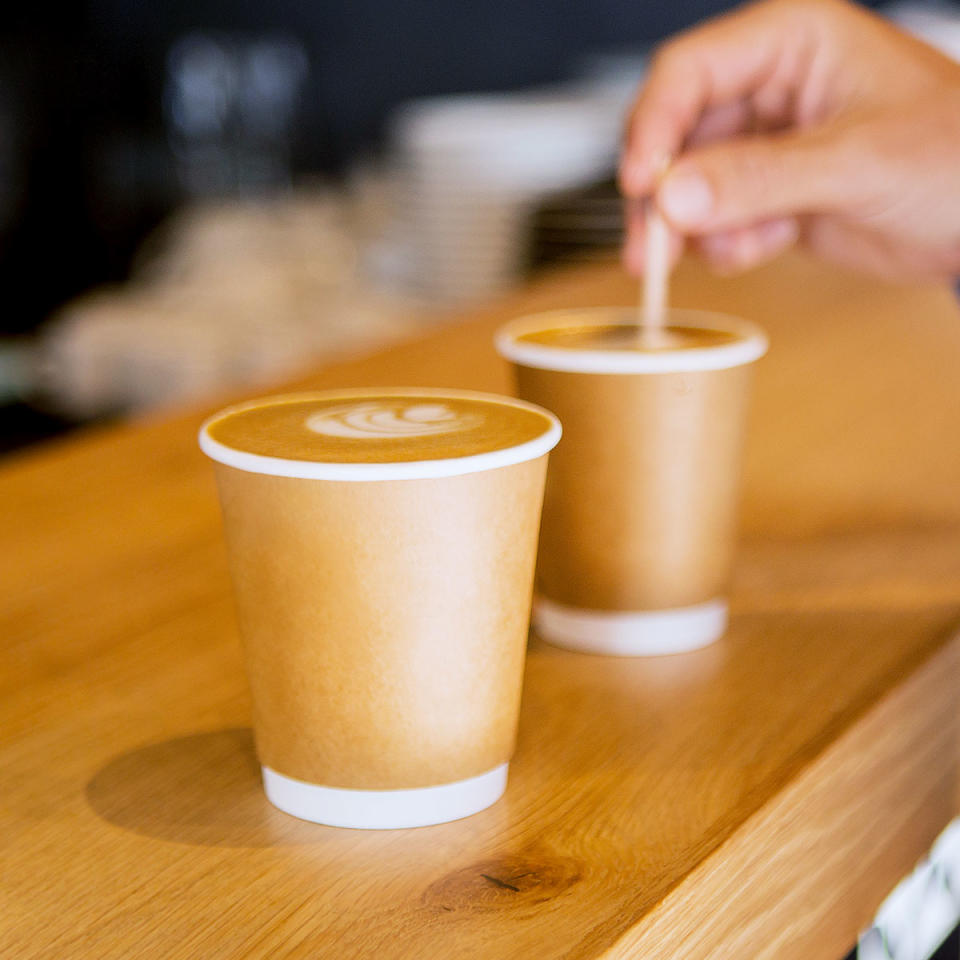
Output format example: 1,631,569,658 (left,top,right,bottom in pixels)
496,308,767,656
200,388,560,827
